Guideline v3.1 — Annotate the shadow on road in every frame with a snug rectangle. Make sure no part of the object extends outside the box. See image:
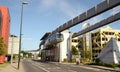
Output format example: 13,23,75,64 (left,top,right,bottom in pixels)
32,59,49,63
11,64,18,70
